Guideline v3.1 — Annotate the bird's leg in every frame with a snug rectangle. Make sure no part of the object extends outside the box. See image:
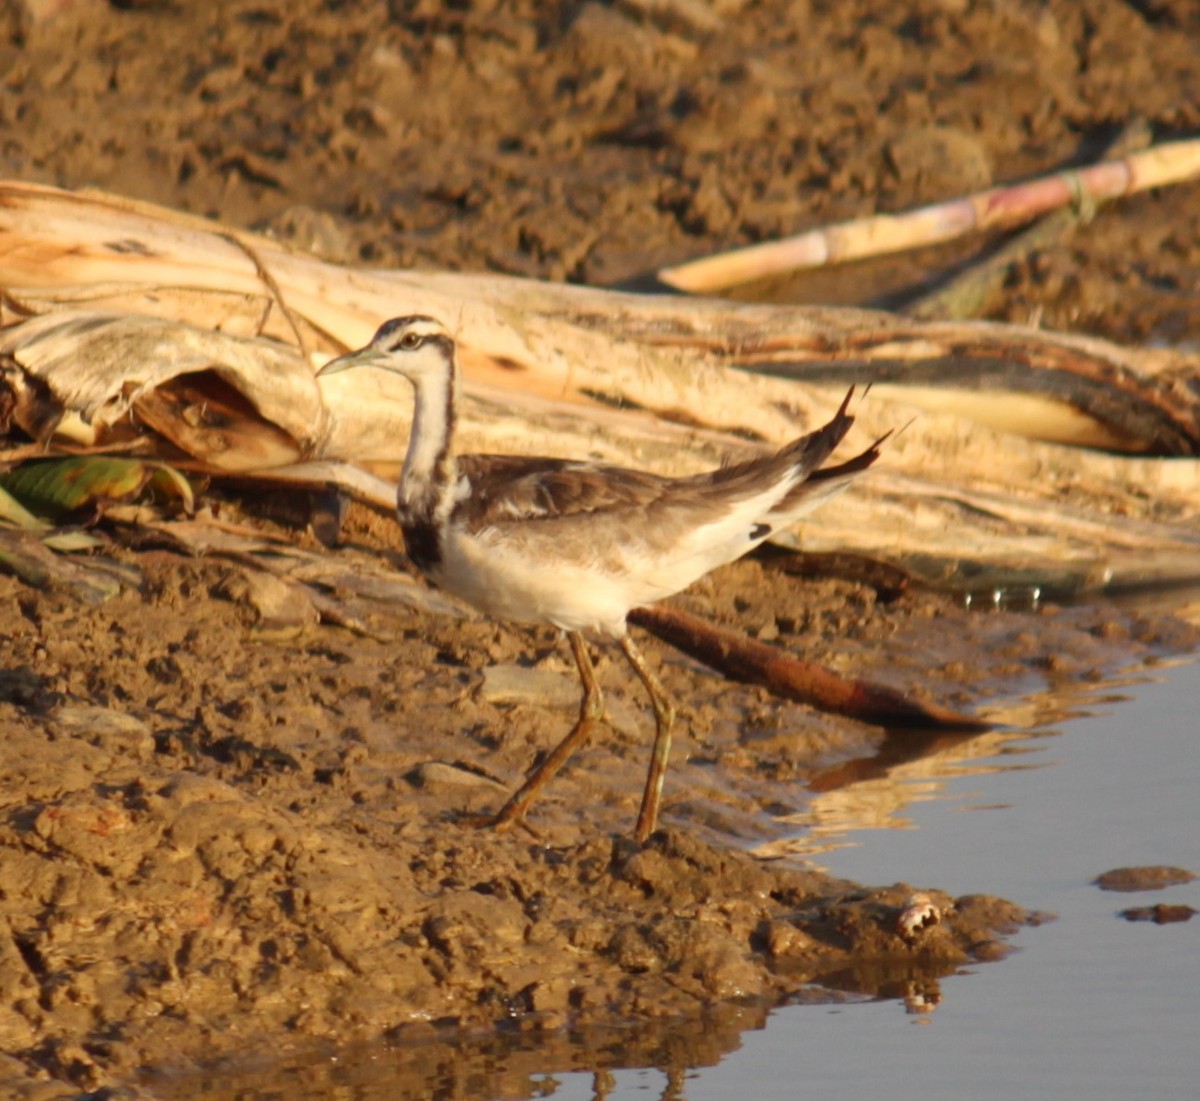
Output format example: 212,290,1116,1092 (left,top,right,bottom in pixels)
619,634,677,844
491,631,604,832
